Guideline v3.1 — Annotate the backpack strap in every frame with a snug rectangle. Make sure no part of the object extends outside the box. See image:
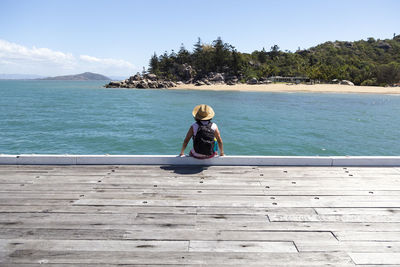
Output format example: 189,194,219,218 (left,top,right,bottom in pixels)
195,121,212,135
